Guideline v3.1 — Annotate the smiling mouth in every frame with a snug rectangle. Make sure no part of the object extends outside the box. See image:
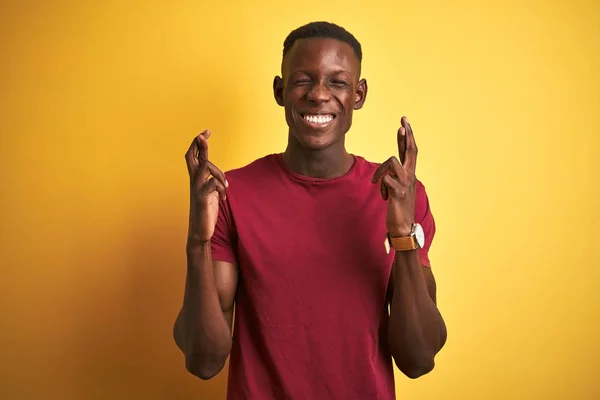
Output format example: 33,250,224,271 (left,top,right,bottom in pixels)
300,113,336,128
